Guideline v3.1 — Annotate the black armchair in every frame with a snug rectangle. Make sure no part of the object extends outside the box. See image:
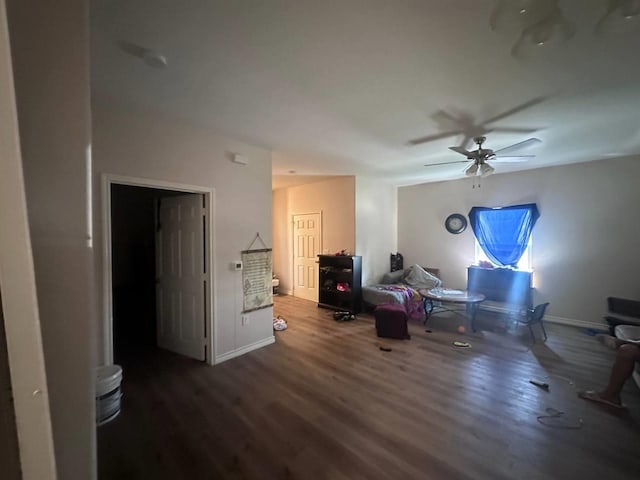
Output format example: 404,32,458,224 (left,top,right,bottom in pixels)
605,297,640,335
